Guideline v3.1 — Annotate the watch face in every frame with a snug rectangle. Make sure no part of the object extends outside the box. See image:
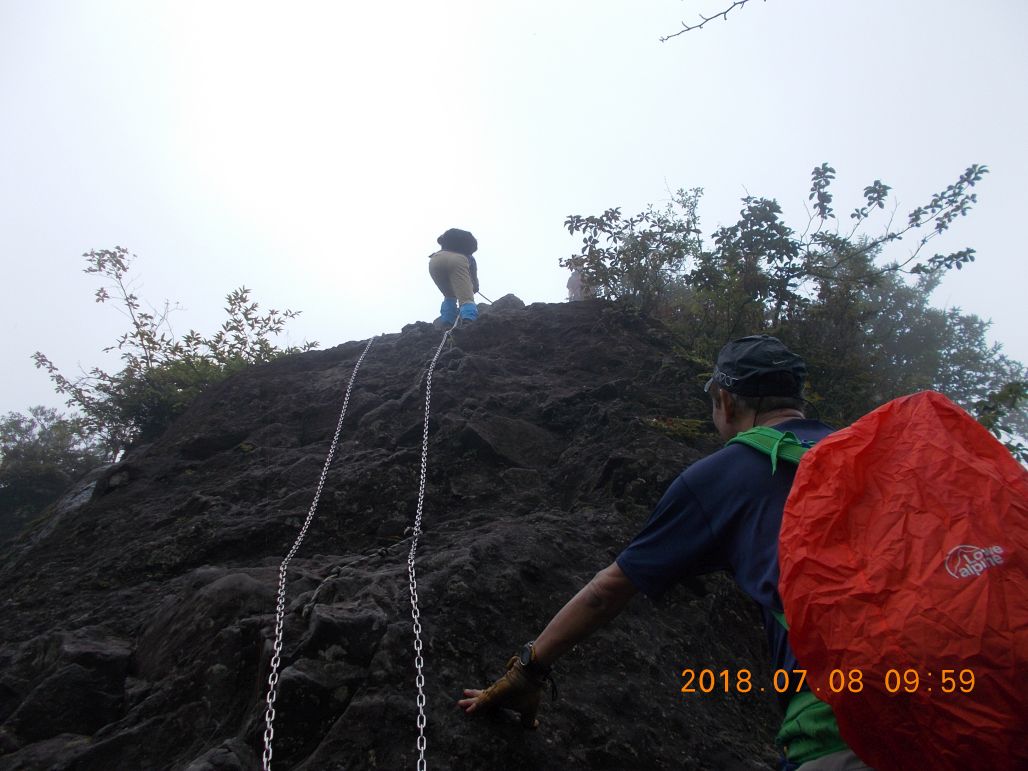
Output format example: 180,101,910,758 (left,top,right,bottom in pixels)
520,643,533,667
